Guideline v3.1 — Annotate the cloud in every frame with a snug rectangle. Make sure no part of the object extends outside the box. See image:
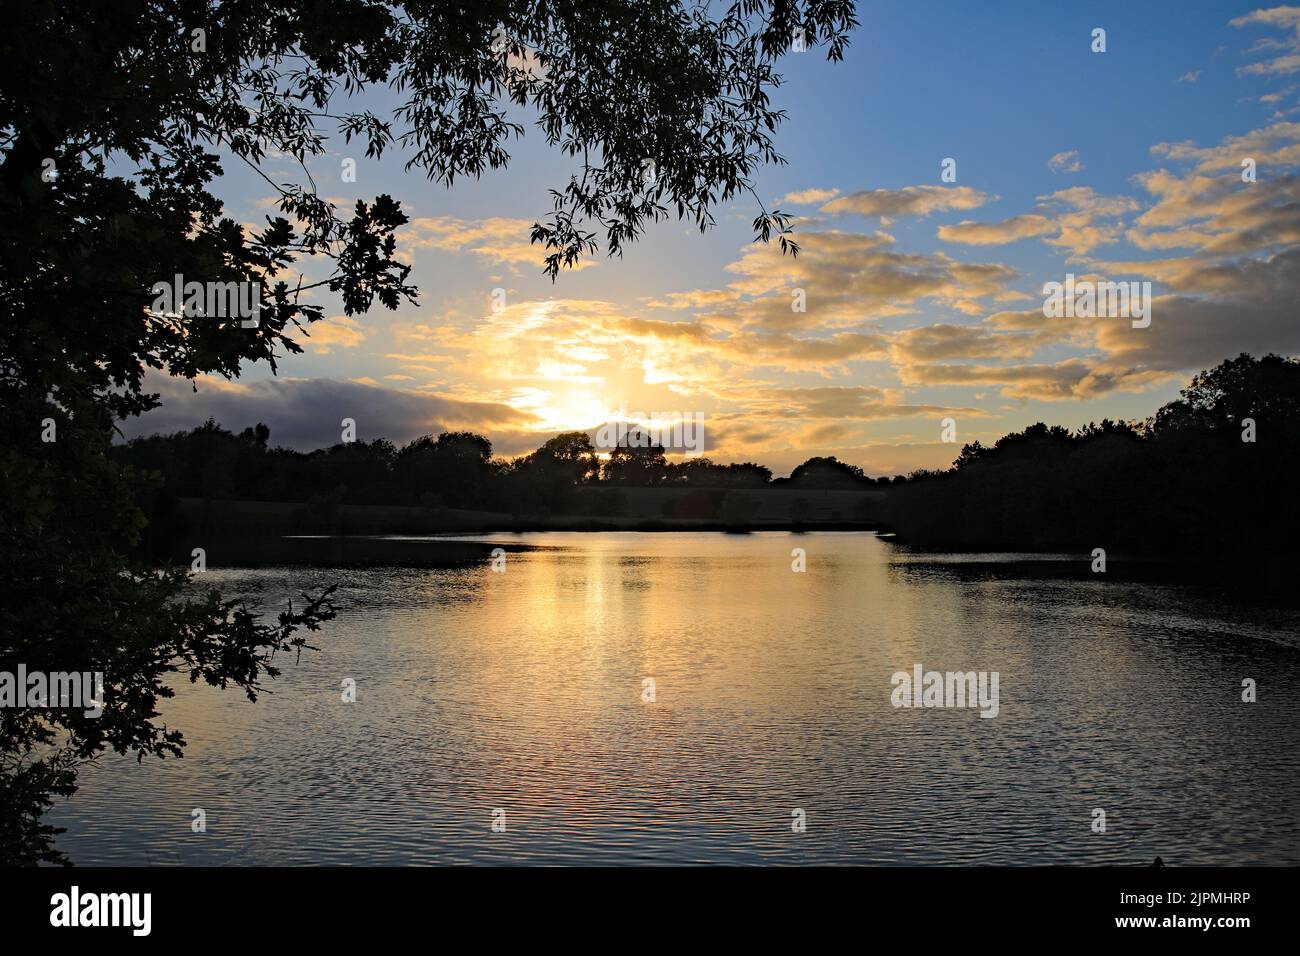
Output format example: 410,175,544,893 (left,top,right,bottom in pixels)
1047,150,1085,174
1130,124,1300,255
711,229,1018,330
613,316,890,367
889,323,1048,363
1232,6,1300,76
819,185,990,218
938,214,1058,246
1149,120,1300,173
644,288,743,310
892,250,1300,403
896,359,1151,402
798,421,855,445
300,315,371,353
122,376,537,450
1089,247,1300,371
396,216,596,271
726,384,981,420
1131,176,1300,256
1038,187,1140,256
1178,70,1202,83
779,187,840,205
936,189,1138,255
